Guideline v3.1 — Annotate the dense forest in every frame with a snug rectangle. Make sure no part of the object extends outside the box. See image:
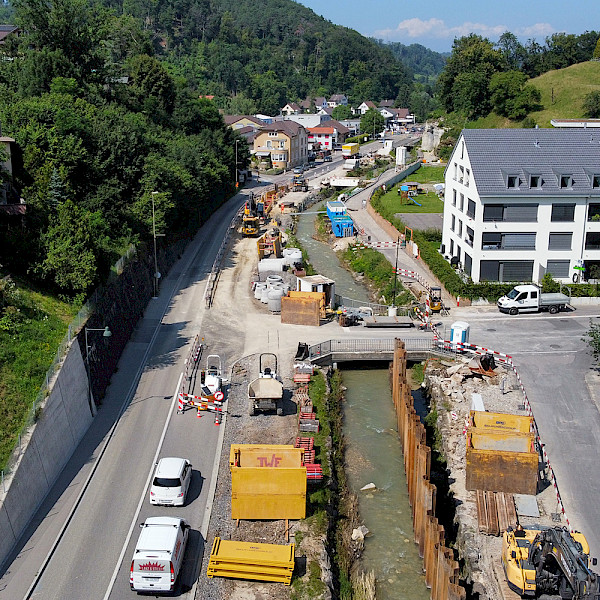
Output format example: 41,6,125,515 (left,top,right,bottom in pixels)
0,0,251,297
378,40,448,83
